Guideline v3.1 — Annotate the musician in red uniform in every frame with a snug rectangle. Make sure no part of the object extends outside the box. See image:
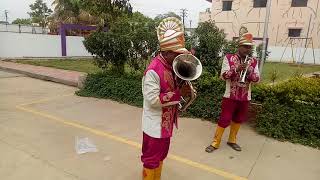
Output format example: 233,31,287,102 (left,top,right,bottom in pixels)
205,31,260,153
